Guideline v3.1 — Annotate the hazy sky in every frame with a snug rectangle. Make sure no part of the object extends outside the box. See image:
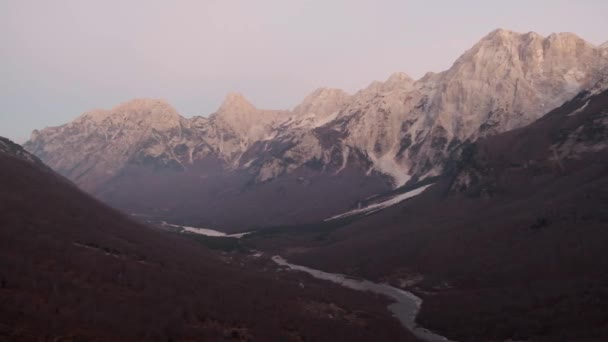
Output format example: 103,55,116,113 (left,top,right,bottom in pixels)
2,0,607,142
